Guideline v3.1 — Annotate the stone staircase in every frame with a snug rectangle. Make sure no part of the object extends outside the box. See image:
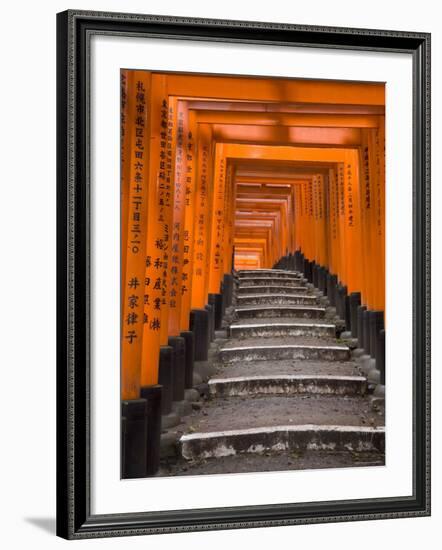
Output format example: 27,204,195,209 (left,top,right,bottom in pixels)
159,268,385,476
